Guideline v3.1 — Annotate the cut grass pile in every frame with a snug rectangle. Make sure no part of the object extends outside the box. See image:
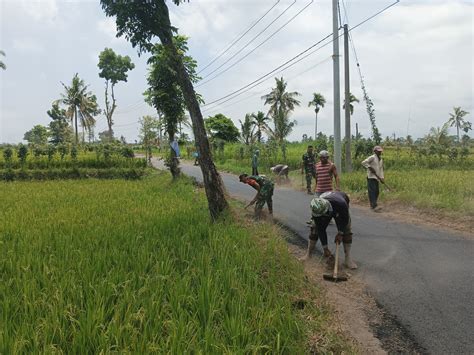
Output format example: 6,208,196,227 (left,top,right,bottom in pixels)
0,173,352,353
